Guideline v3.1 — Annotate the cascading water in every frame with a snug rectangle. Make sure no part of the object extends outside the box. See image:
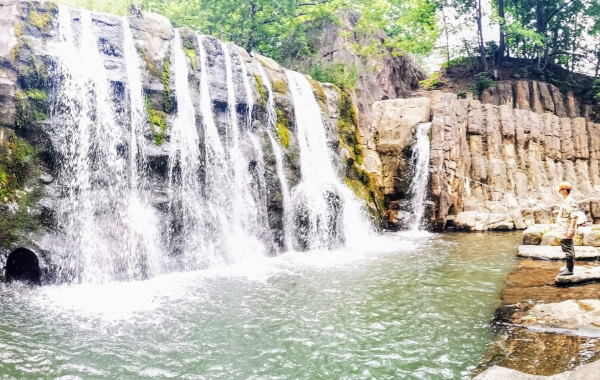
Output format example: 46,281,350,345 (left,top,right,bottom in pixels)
285,70,371,250
43,9,373,283
52,7,157,283
408,122,432,230
256,63,293,250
